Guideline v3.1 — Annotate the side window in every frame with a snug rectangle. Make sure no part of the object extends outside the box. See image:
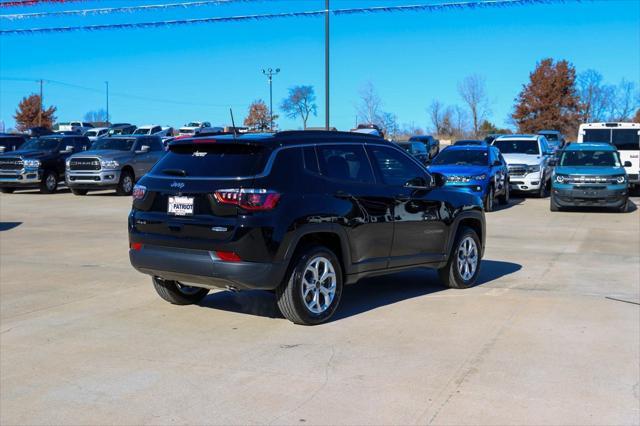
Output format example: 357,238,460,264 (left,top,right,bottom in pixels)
152,126,161,134
303,146,319,174
368,145,426,186
150,138,163,152
413,143,427,154
316,145,375,184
